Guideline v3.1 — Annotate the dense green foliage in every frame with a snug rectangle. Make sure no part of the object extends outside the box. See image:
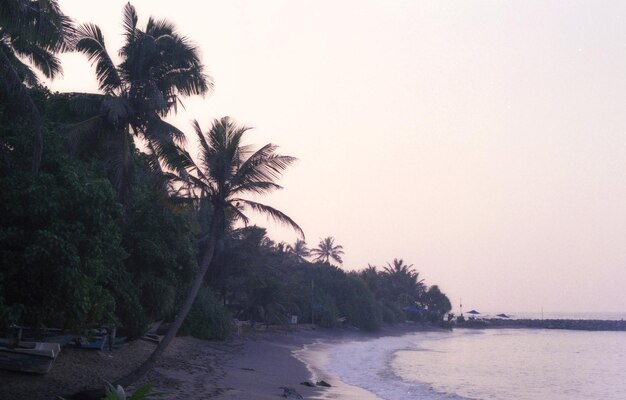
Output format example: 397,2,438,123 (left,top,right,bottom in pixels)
120,164,198,337
0,2,453,345
301,263,382,330
179,287,231,340
0,107,126,329
0,88,202,336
